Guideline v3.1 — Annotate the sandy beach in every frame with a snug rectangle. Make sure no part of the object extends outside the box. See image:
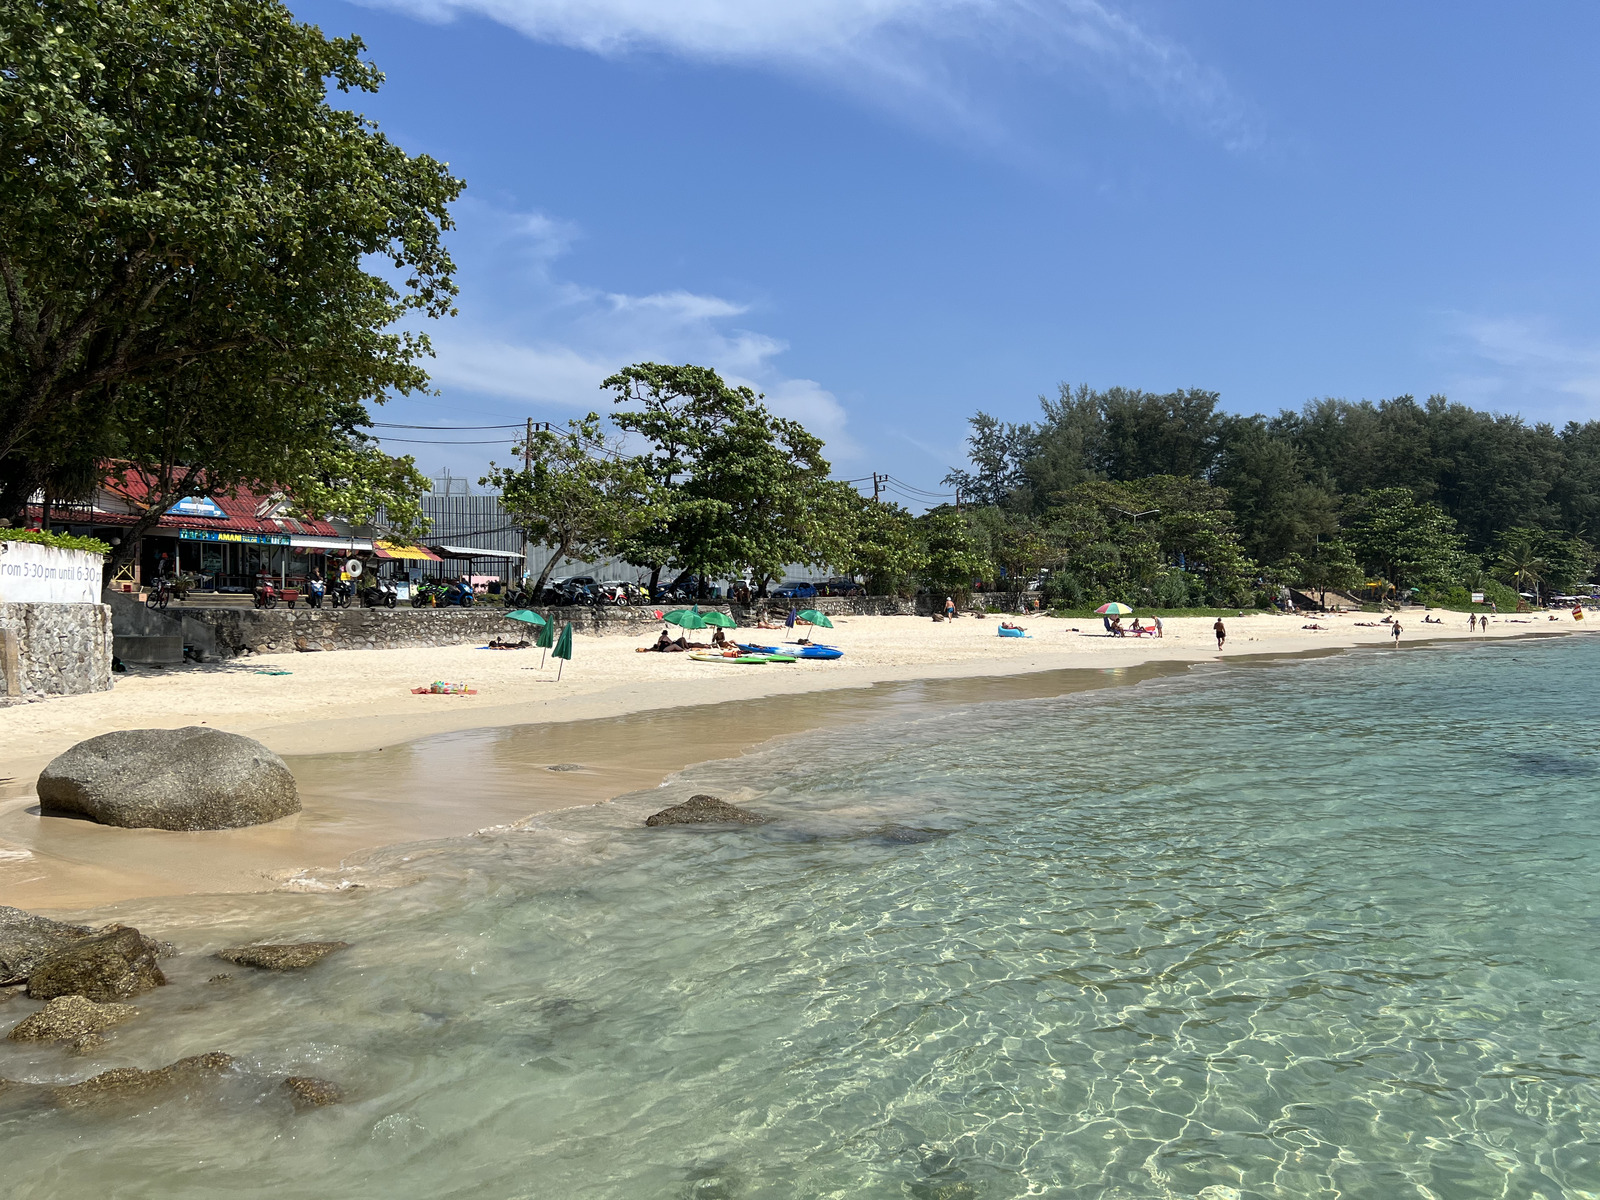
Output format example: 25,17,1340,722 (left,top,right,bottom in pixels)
1,609,1586,910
